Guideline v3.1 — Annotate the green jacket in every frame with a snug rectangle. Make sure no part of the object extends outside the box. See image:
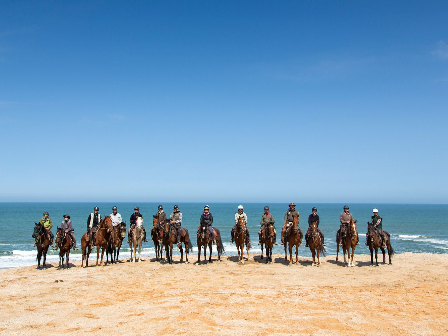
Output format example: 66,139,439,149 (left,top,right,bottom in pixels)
260,213,275,227
284,209,299,224
372,215,382,231
39,217,53,229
